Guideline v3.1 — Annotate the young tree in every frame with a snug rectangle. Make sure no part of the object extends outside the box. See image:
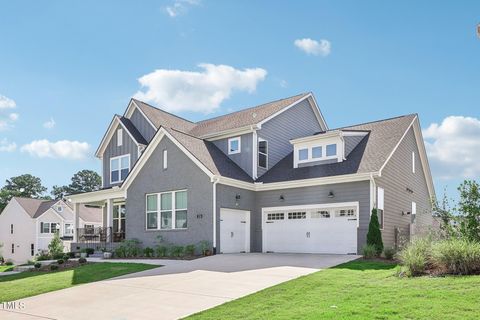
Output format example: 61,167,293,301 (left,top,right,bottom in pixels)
48,233,64,258
0,174,49,212
52,170,101,199
432,191,457,238
367,208,384,256
457,180,480,242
